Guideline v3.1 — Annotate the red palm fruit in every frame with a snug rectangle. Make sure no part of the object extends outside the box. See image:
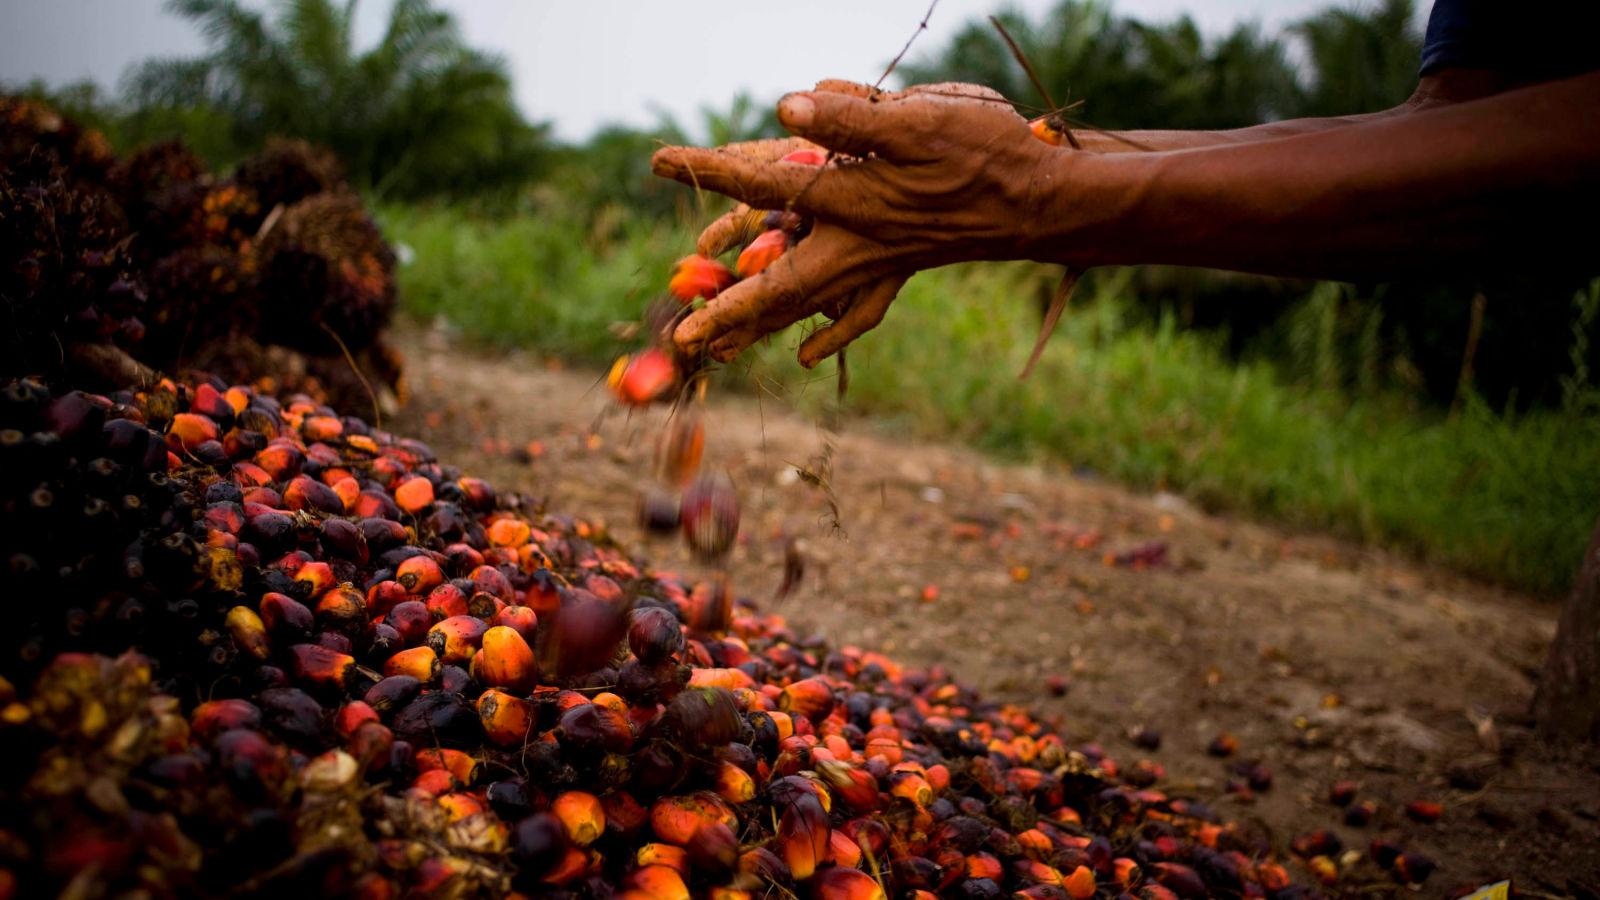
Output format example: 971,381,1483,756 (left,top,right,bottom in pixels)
781,148,828,166
293,561,336,599
255,443,303,480
1289,829,1341,858
650,793,738,846
1114,857,1142,889
396,555,445,593
1393,852,1435,885
474,625,537,691
625,865,689,900
640,488,682,534
1152,862,1206,898
427,615,488,664
1063,865,1097,899
347,720,393,769
681,474,739,560
384,646,440,681
384,600,430,645
816,760,880,813
1138,886,1180,900
1328,780,1358,806
1207,732,1238,757
687,821,739,873
812,866,884,900
551,790,606,847
284,475,343,514
668,254,735,303
542,589,628,678
476,688,536,746
493,605,539,643
455,476,495,510
638,842,689,874
1404,799,1442,823
828,828,863,868
192,699,262,741
468,565,513,600
864,726,903,764
736,228,789,278
233,461,273,486
225,606,272,660
780,676,836,722
214,728,290,790
301,415,343,442
425,583,469,619
1028,116,1067,146
1013,859,1065,887
608,349,679,407
259,591,315,639
714,760,756,804
524,569,562,616
1344,799,1378,826
316,584,367,632
966,852,1003,880
686,578,734,634
334,701,379,737
629,606,685,665
168,412,220,451
349,872,394,900
289,643,358,689
394,476,434,513
656,413,704,487
779,792,830,881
